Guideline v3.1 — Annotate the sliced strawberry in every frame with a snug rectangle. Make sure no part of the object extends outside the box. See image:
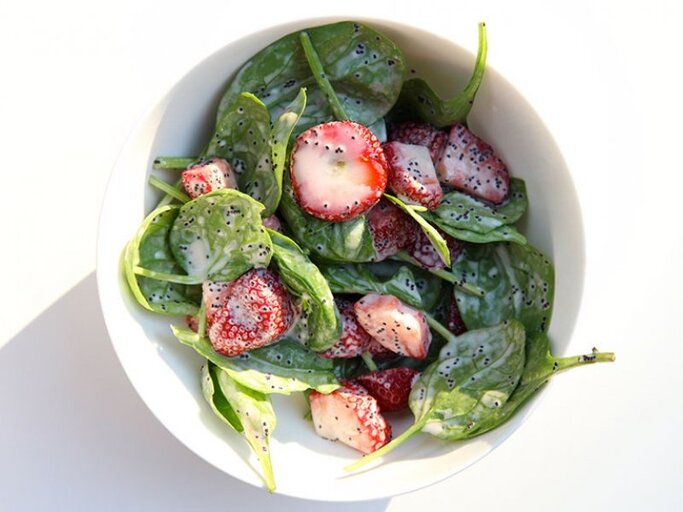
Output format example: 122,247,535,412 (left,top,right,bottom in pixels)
353,367,419,412
185,314,199,332
387,121,447,163
262,214,283,233
354,293,432,360
435,123,510,204
320,297,371,359
366,198,417,261
290,121,388,222
447,298,467,336
366,338,397,359
383,141,444,209
309,381,391,454
408,226,464,270
181,158,238,199
203,269,296,357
